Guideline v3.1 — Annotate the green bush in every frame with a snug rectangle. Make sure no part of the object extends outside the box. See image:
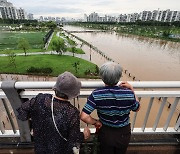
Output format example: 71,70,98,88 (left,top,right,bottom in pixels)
27,66,52,75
